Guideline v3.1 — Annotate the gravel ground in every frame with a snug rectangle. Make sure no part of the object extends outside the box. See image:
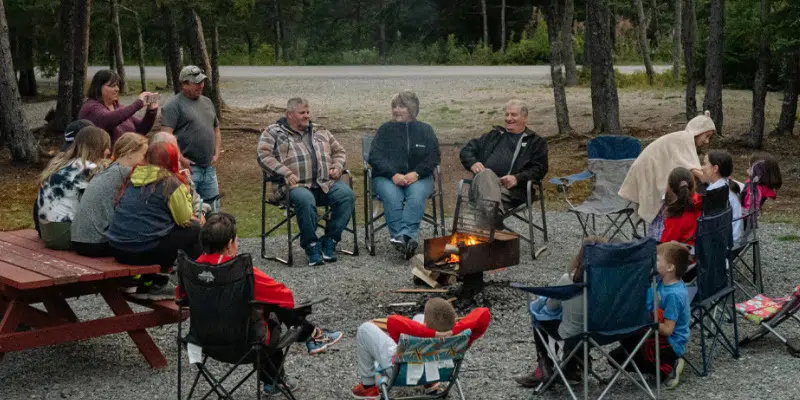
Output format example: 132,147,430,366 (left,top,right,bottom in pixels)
1,211,799,400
